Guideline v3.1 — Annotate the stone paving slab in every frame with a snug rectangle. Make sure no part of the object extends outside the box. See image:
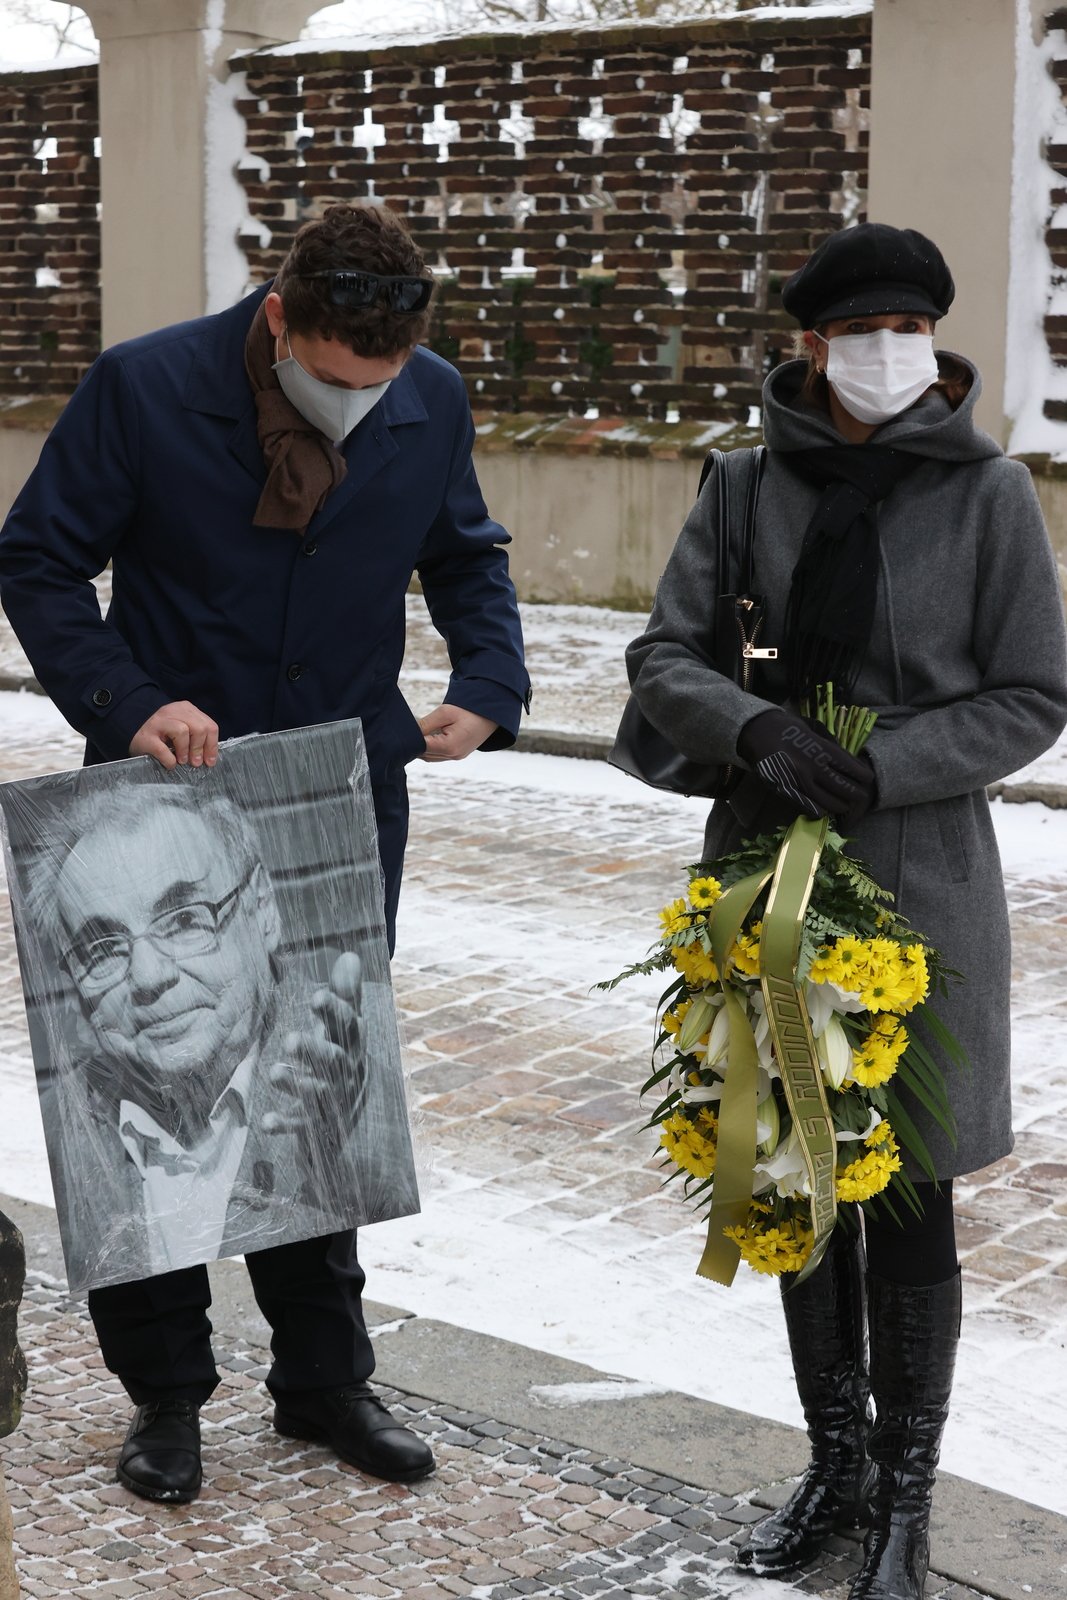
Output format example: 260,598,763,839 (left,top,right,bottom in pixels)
1,1271,999,1600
